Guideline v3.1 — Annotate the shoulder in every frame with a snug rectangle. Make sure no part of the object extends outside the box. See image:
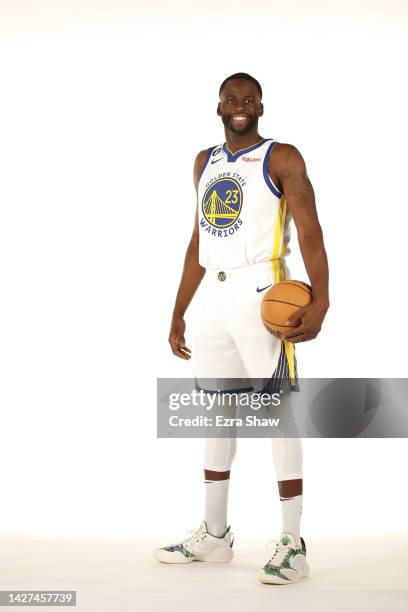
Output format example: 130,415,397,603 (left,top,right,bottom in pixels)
193,147,215,189
267,142,307,193
269,142,306,170
195,147,213,169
